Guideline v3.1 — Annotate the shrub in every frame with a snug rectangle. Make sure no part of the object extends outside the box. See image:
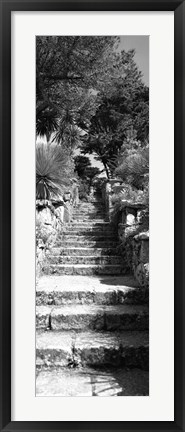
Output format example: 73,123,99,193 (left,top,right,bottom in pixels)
114,147,149,190
78,180,89,201
111,184,148,207
93,177,107,195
